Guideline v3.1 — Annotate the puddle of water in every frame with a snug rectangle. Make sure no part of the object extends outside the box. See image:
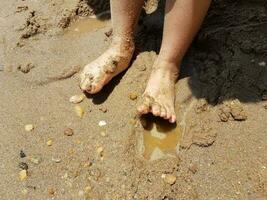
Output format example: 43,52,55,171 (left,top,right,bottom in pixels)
142,115,181,161
65,17,110,37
